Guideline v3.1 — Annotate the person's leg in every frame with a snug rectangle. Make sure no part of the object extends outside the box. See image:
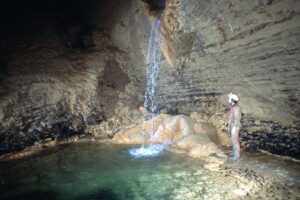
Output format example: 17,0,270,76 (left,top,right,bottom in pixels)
236,128,240,158
231,127,240,160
